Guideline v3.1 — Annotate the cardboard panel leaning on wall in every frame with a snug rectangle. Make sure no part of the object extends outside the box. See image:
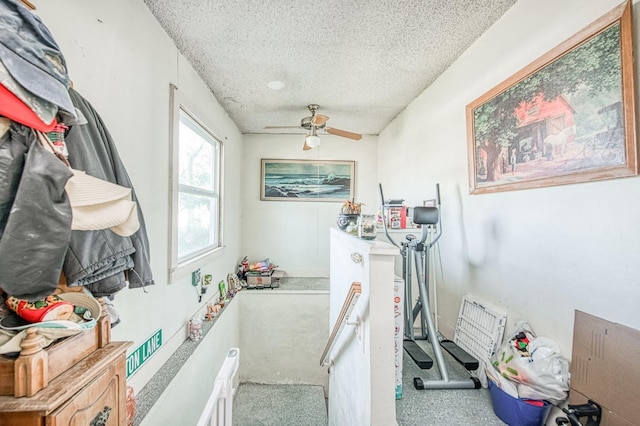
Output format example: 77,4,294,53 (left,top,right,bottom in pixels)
569,310,640,426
